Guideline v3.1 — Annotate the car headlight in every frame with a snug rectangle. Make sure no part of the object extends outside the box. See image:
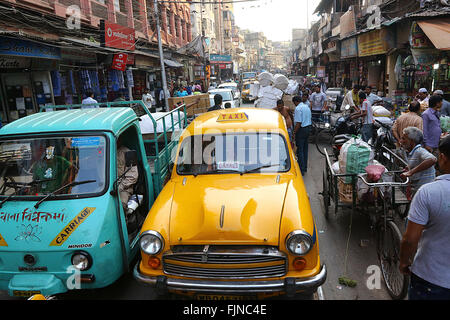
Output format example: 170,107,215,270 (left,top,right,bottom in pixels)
71,251,92,271
139,231,164,255
285,230,313,255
